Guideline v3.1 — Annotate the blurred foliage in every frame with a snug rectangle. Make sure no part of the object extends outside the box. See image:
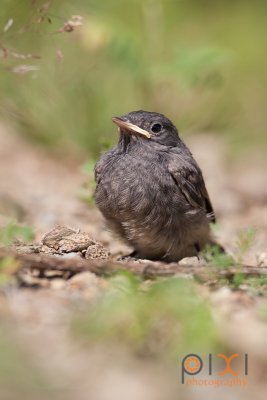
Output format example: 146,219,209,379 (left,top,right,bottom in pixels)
203,227,257,268
73,272,219,358
0,220,33,285
0,0,267,157
235,228,256,264
201,244,235,268
0,220,34,246
0,324,60,400
231,275,267,295
0,256,18,285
